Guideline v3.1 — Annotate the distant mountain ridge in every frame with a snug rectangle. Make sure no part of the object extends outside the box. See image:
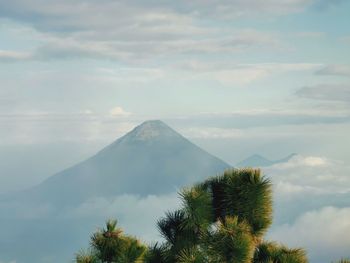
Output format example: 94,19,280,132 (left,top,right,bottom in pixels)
236,153,296,168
